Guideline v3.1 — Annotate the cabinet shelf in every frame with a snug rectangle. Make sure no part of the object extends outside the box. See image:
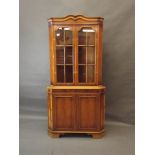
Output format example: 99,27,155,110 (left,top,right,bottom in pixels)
56,45,73,47
78,64,95,65
56,64,73,65
78,45,95,47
